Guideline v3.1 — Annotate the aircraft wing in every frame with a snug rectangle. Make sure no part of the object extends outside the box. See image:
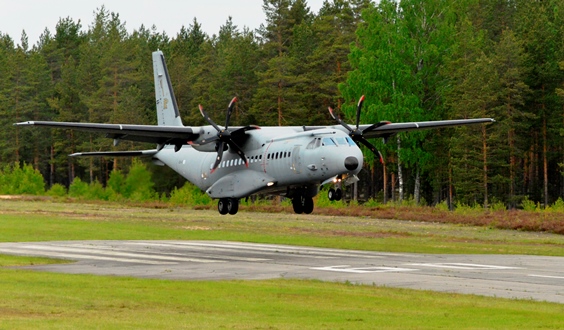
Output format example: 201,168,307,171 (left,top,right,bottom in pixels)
359,118,495,140
15,121,198,145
